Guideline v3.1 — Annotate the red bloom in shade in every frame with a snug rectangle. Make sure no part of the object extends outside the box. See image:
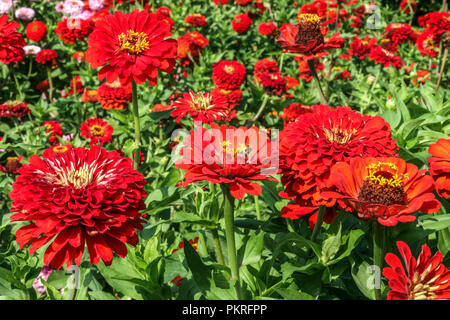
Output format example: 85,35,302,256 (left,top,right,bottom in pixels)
97,80,132,110
0,101,30,119
231,13,253,34
368,46,404,69
36,80,50,93
400,0,417,14
279,105,398,226
258,22,277,36
213,0,229,5
383,241,450,300
277,14,345,58
85,10,177,86
176,31,209,66
55,18,94,44
383,23,413,46
259,71,287,96
80,118,114,145
295,55,323,82
0,155,23,174
0,15,25,65
9,145,146,269
211,87,243,109
185,14,207,27
253,58,279,84
323,157,441,226
35,49,58,65
428,139,450,199
170,91,232,123
347,35,377,59
42,121,63,145
419,11,450,38
280,103,315,123
25,21,47,42
416,30,439,57
176,124,278,199
212,60,246,90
